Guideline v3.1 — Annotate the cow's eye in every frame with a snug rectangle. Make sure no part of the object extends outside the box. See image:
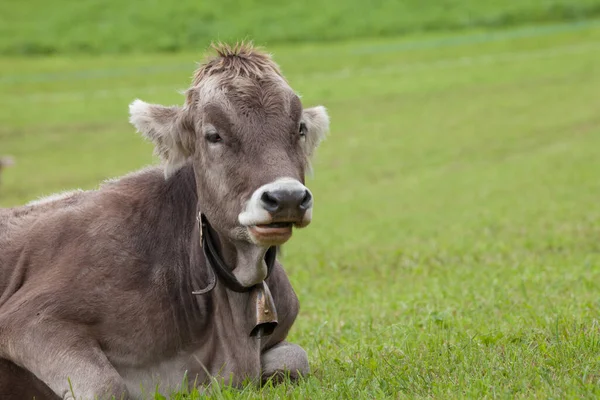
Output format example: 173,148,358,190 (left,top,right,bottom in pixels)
299,122,307,137
205,132,222,144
